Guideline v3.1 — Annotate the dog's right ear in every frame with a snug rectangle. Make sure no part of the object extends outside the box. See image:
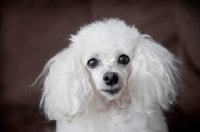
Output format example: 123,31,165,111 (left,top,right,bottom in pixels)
34,45,93,122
